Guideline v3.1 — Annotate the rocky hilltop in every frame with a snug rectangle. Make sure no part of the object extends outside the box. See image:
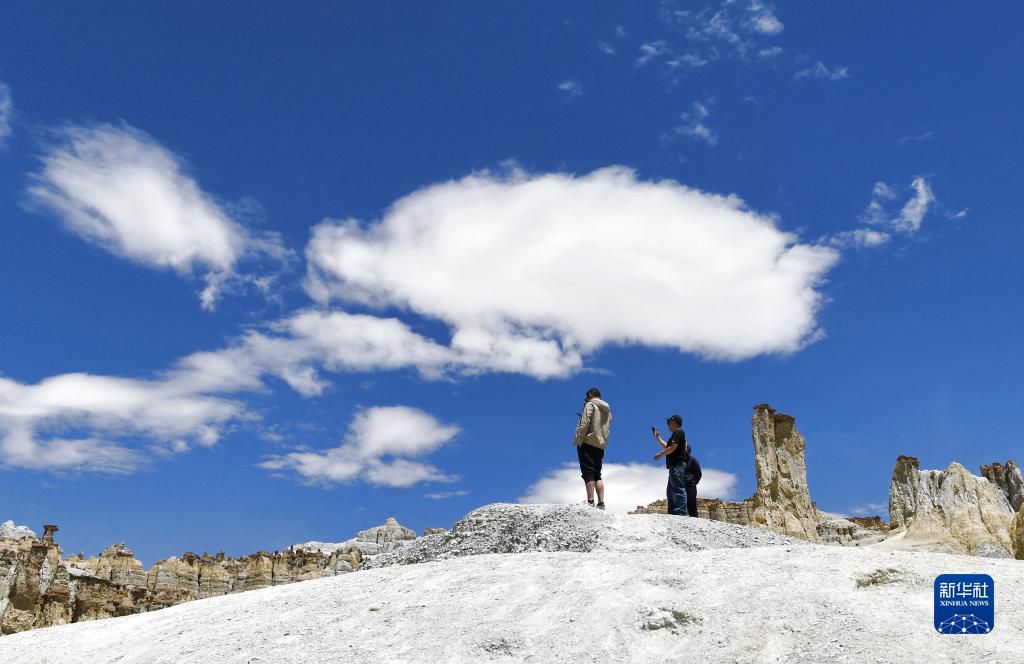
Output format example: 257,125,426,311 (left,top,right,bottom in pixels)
0,516,422,635
1,503,1022,664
